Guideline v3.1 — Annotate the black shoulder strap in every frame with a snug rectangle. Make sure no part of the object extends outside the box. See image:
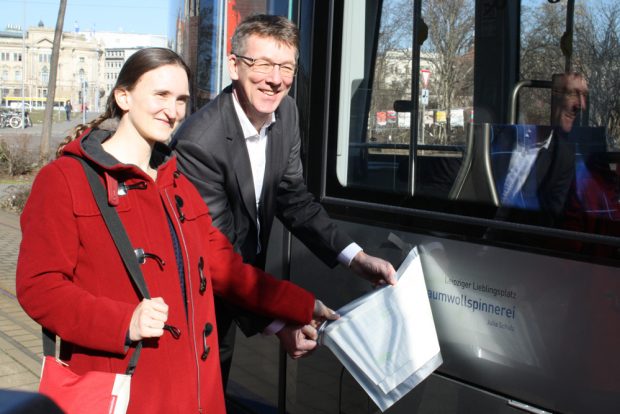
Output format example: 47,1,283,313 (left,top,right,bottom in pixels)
77,157,151,300
42,156,151,375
